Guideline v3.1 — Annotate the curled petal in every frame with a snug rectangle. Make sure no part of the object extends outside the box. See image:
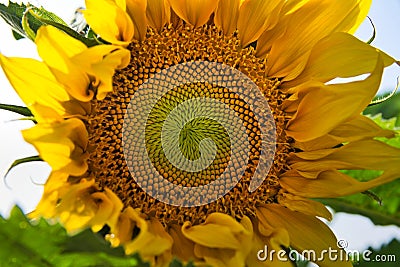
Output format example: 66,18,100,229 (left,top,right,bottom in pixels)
84,0,134,45
29,171,69,220
168,224,198,262
22,118,88,176
90,188,124,232
110,207,173,264
36,25,130,101
290,140,400,170
71,45,131,100
182,213,247,249
53,179,122,233
284,139,400,197
35,26,92,101
182,213,253,266
246,218,292,267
